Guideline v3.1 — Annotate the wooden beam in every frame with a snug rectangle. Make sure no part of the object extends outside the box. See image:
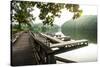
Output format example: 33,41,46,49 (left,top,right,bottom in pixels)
40,33,64,43
50,39,88,48
29,32,53,54
56,36,71,41
51,44,88,55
